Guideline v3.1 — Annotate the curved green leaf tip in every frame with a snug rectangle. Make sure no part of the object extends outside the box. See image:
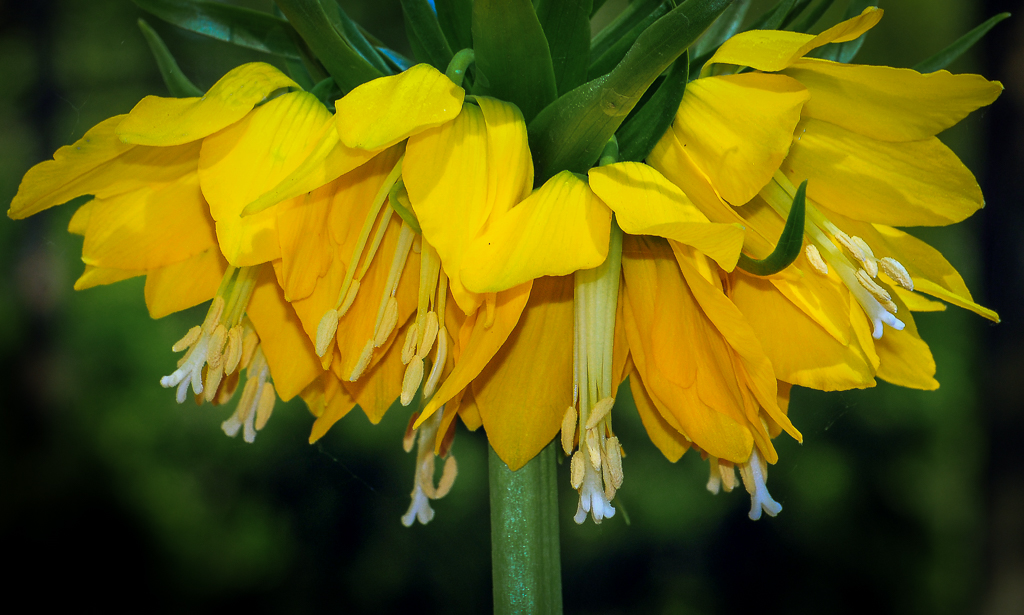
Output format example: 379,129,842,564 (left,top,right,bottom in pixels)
737,180,807,276
913,12,1011,73
137,18,203,98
